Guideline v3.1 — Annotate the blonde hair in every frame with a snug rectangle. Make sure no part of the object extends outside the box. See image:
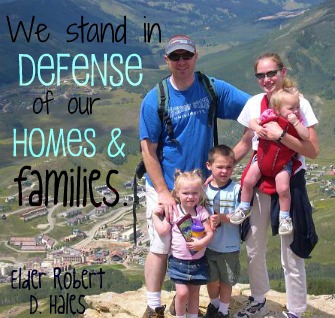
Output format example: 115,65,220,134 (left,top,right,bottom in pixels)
171,169,207,207
270,77,300,112
254,52,284,73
